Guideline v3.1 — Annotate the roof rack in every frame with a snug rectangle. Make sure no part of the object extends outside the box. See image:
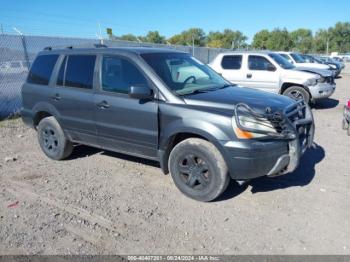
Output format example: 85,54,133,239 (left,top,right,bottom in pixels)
43,46,52,51
66,46,73,49
94,44,108,48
